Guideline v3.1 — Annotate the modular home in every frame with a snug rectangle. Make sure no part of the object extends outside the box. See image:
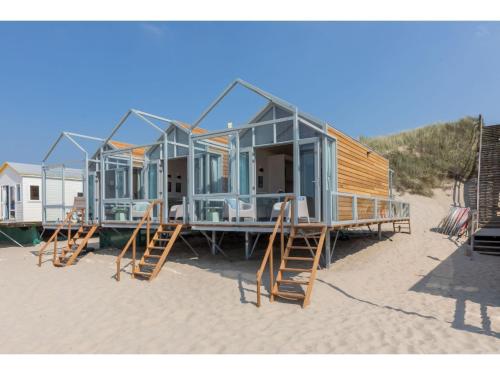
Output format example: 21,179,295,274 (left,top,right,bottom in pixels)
39,80,410,304
0,161,82,224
